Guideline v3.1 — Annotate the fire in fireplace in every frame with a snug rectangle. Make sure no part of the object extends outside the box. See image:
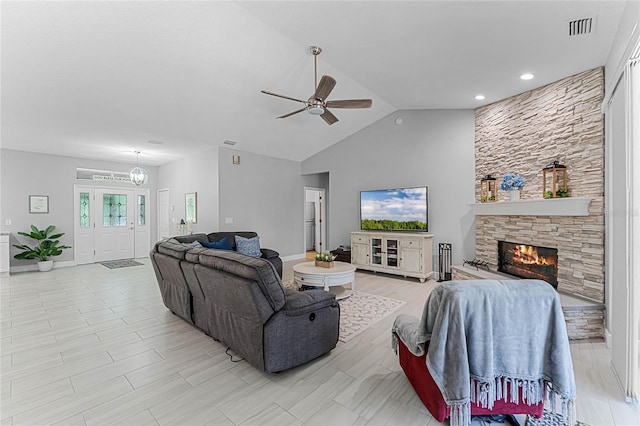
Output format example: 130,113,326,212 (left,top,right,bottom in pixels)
498,241,558,288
